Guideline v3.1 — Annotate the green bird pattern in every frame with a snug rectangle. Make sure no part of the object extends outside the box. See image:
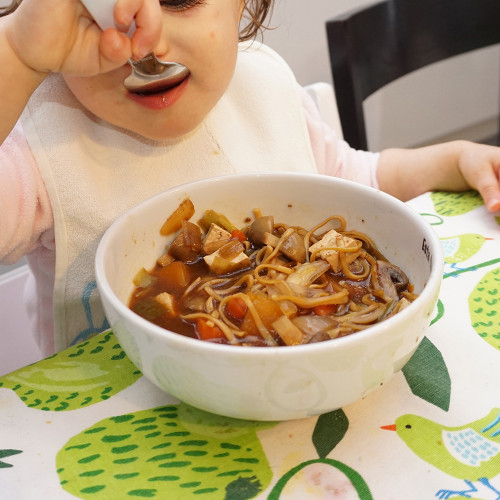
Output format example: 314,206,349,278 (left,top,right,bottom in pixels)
383,409,500,499
441,234,491,265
